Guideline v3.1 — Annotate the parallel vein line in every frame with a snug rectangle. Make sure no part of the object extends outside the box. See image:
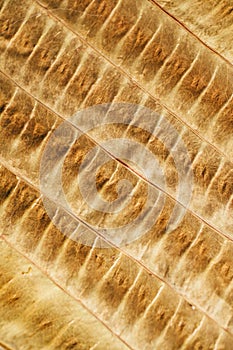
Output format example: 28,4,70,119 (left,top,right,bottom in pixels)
1,69,233,246
1,158,233,338
32,0,233,169
1,237,134,350
148,0,233,68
